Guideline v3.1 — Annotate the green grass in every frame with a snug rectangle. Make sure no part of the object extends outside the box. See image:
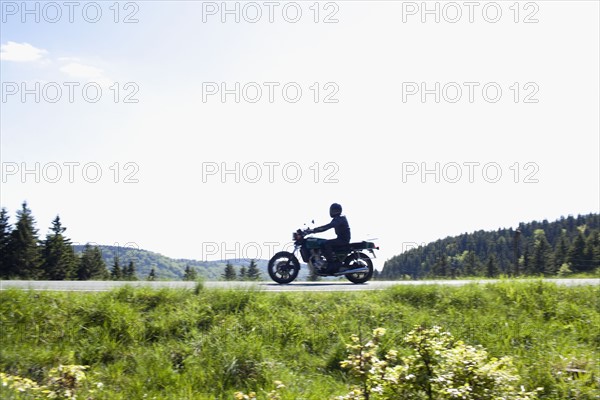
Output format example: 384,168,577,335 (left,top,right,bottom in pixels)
1,281,599,399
